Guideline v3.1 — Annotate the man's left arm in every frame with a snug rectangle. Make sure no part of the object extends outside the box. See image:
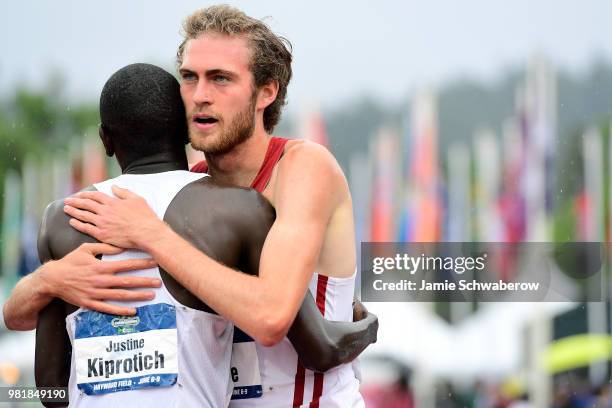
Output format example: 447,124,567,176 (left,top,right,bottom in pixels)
34,214,72,407
35,298,72,408
63,143,344,346
288,294,378,372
